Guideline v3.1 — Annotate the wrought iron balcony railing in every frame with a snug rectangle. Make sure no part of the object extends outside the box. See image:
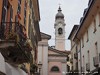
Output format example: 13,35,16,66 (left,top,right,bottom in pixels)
0,22,26,43
81,67,85,74
93,56,99,67
0,22,32,64
86,63,90,71
74,53,78,59
0,21,28,49
70,58,73,63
